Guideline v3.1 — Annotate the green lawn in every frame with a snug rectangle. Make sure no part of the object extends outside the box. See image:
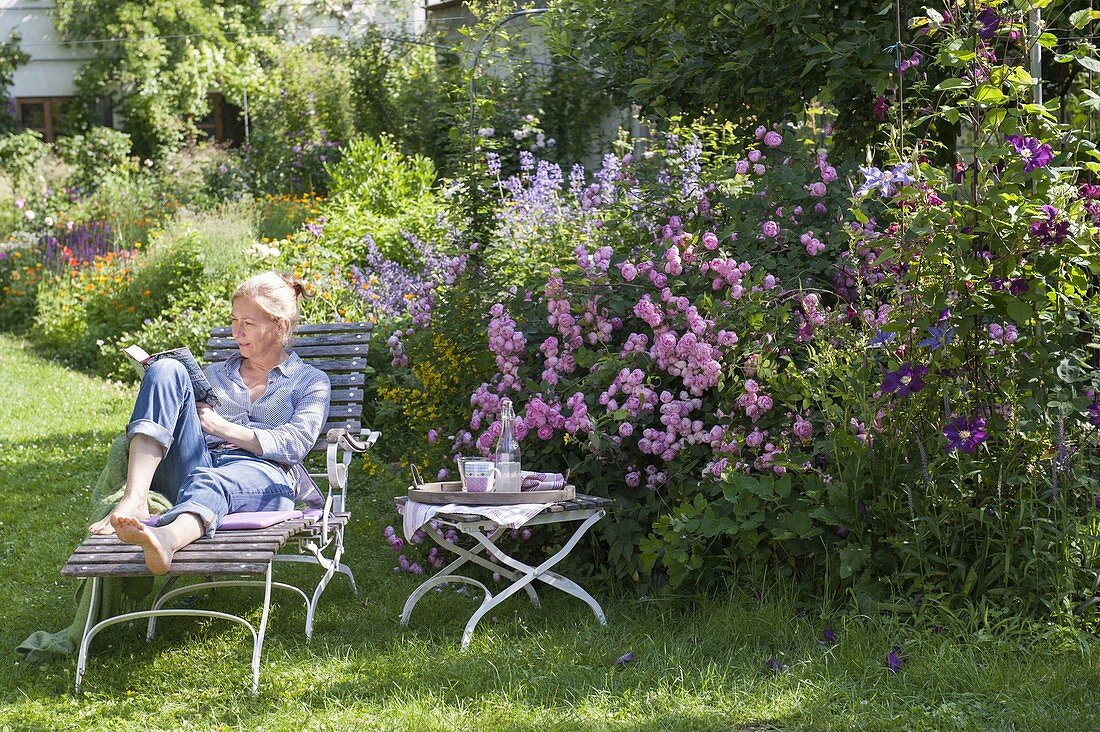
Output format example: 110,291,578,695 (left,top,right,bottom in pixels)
0,333,1097,731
